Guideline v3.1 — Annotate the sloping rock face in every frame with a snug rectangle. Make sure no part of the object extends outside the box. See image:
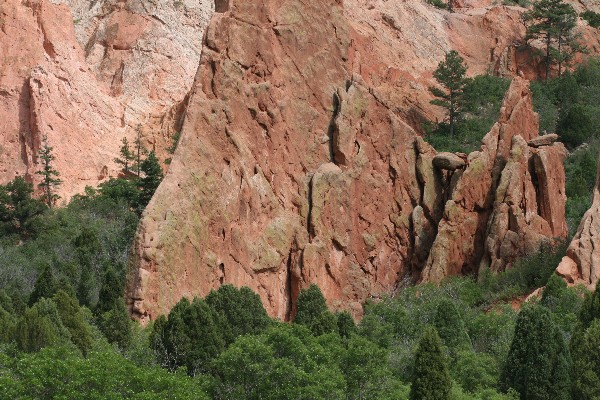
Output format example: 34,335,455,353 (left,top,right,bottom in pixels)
127,0,426,322
126,0,572,322
557,155,600,290
0,0,212,199
422,78,568,282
